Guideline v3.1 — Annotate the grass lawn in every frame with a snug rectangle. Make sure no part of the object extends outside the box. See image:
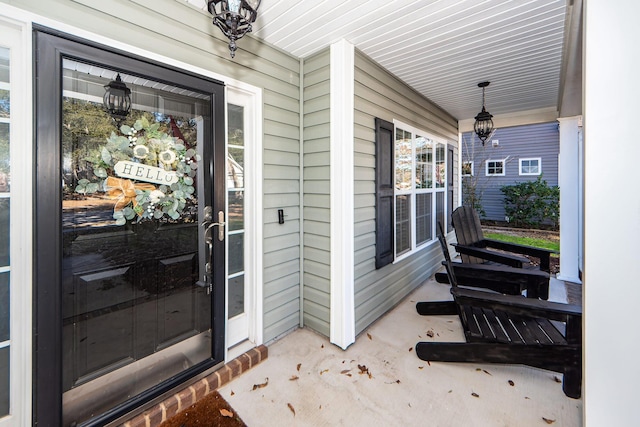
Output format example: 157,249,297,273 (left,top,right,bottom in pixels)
484,232,560,253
